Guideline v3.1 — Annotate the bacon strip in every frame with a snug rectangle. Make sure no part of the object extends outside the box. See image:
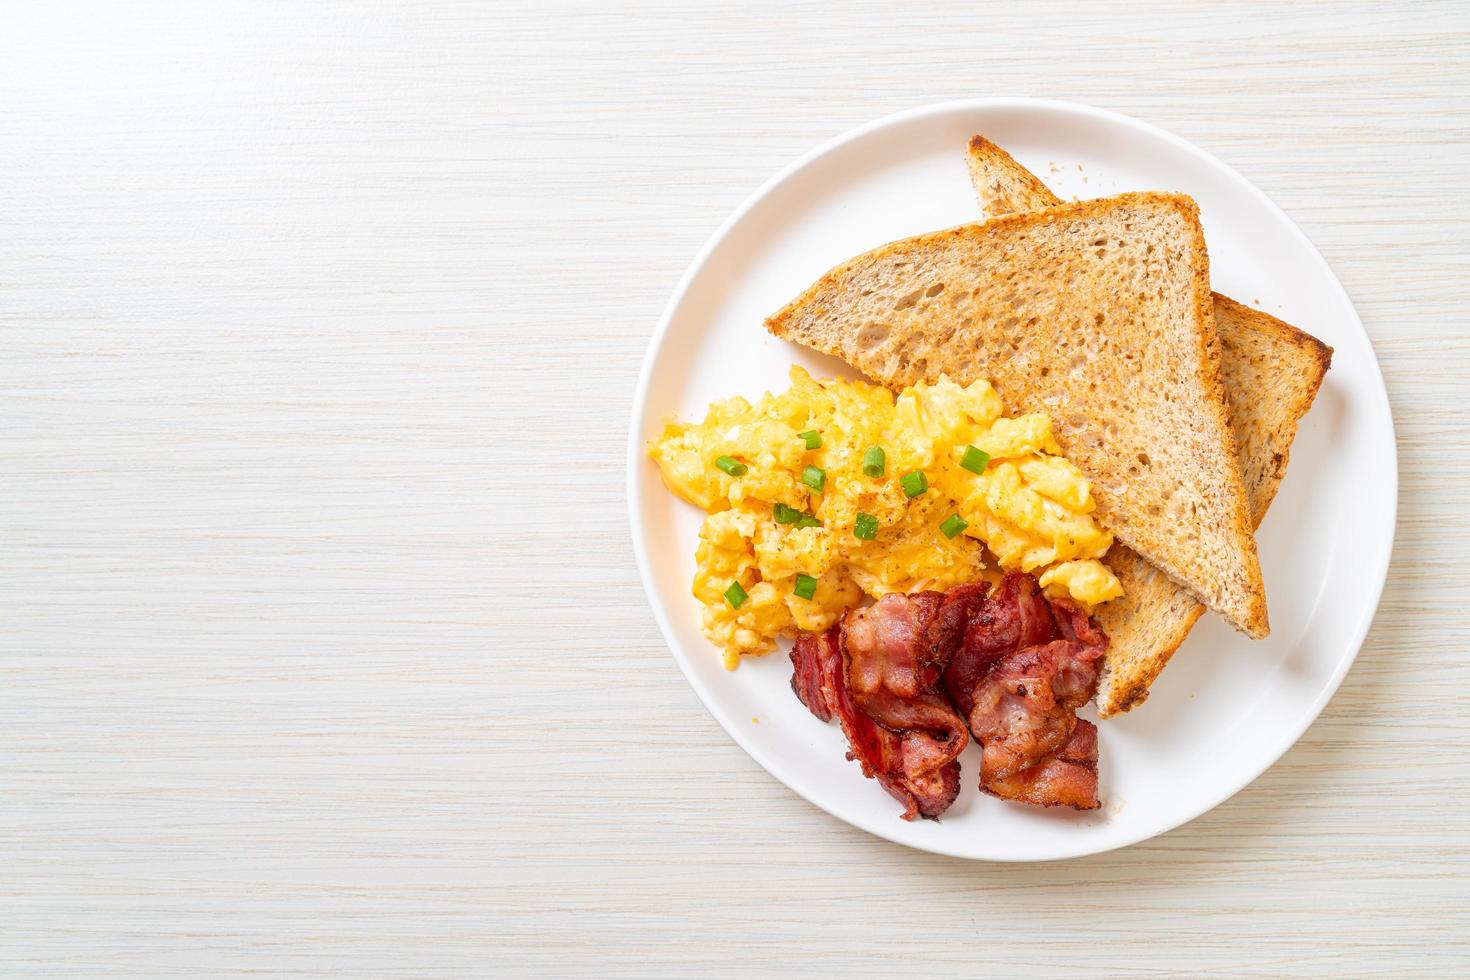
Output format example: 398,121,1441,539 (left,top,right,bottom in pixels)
926,582,991,665
791,574,1108,818
982,719,1100,810
789,594,968,821
942,573,1107,808
789,629,832,723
